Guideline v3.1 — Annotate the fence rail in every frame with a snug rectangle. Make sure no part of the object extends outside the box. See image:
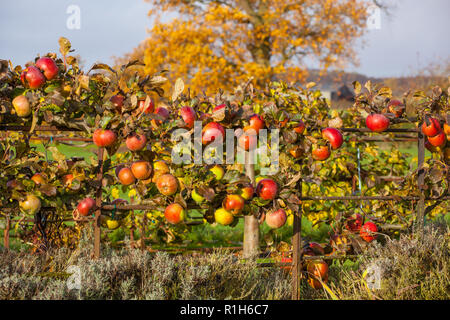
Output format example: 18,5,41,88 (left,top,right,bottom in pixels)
1,122,446,300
